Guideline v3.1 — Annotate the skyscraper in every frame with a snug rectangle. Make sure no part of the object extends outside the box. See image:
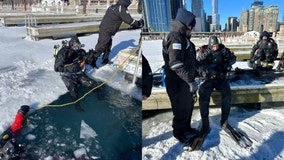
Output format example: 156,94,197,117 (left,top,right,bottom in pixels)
191,0,206,32
210,0,221,32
